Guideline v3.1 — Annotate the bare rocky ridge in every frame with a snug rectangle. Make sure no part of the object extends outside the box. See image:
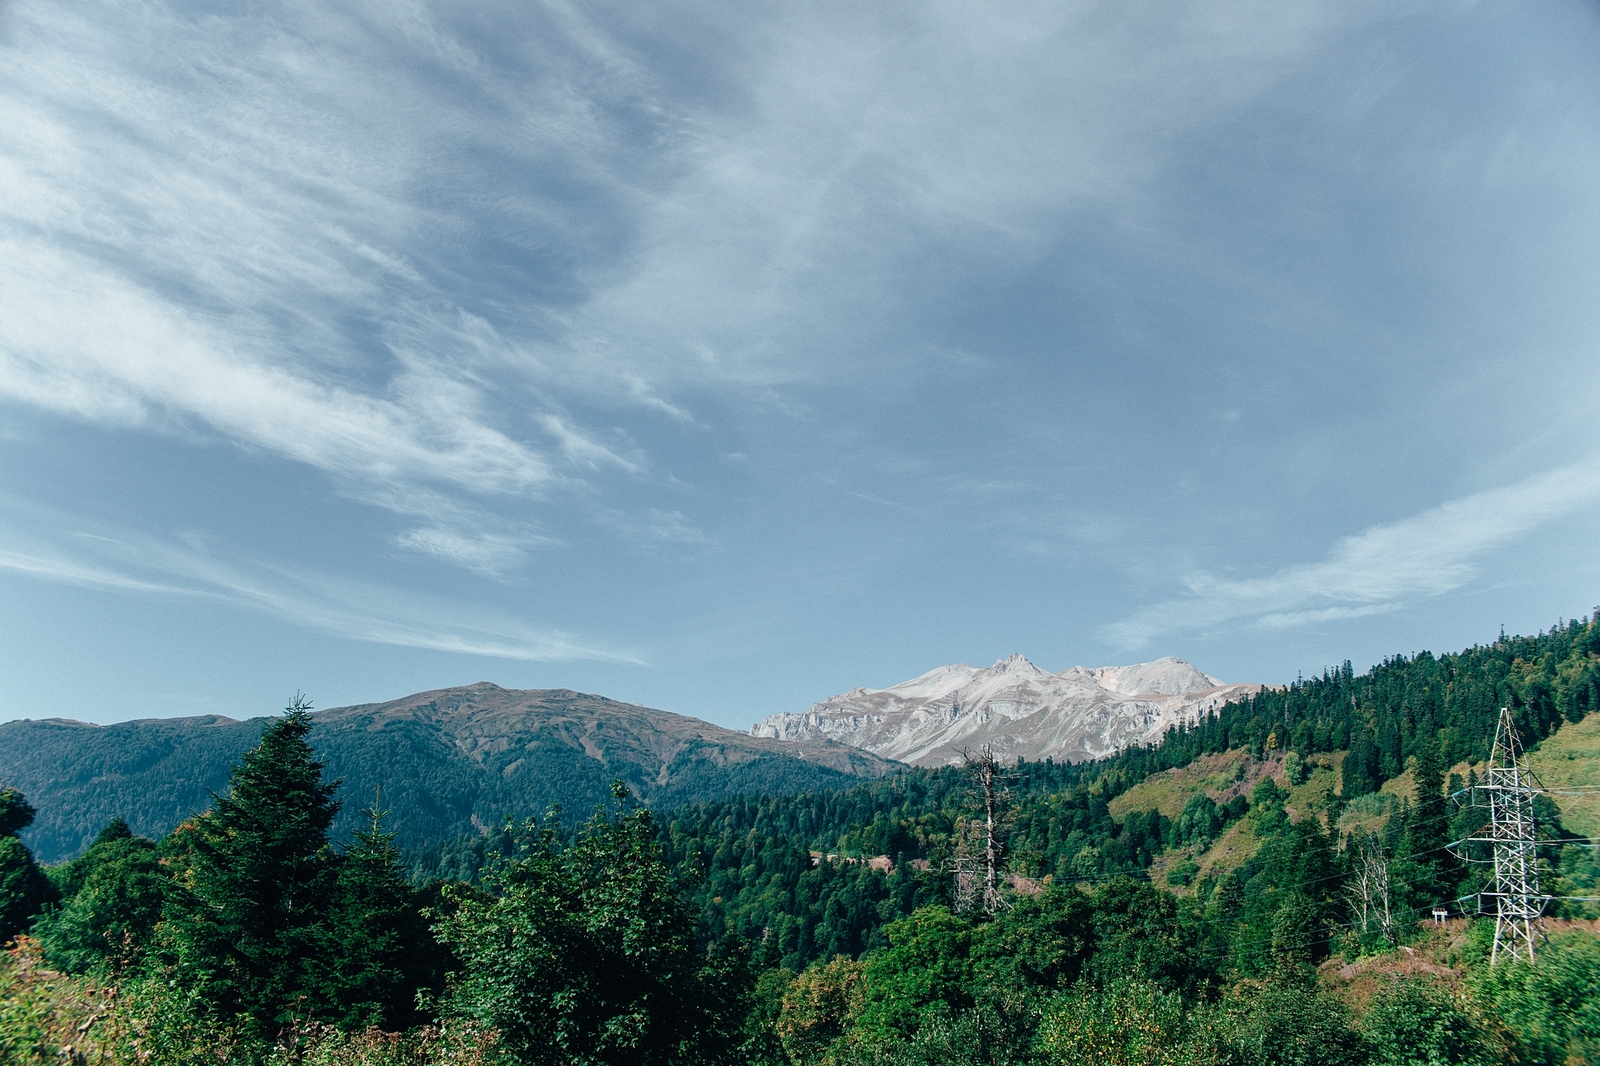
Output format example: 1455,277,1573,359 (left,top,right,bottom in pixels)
750,655,1260,766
